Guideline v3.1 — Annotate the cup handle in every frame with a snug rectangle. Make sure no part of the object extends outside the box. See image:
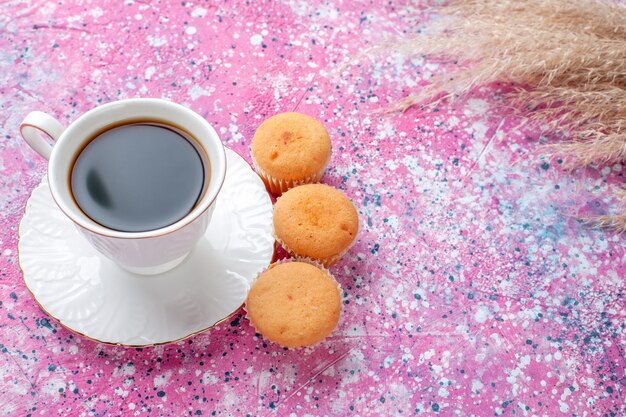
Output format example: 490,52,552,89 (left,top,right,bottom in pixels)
19,111,65,160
